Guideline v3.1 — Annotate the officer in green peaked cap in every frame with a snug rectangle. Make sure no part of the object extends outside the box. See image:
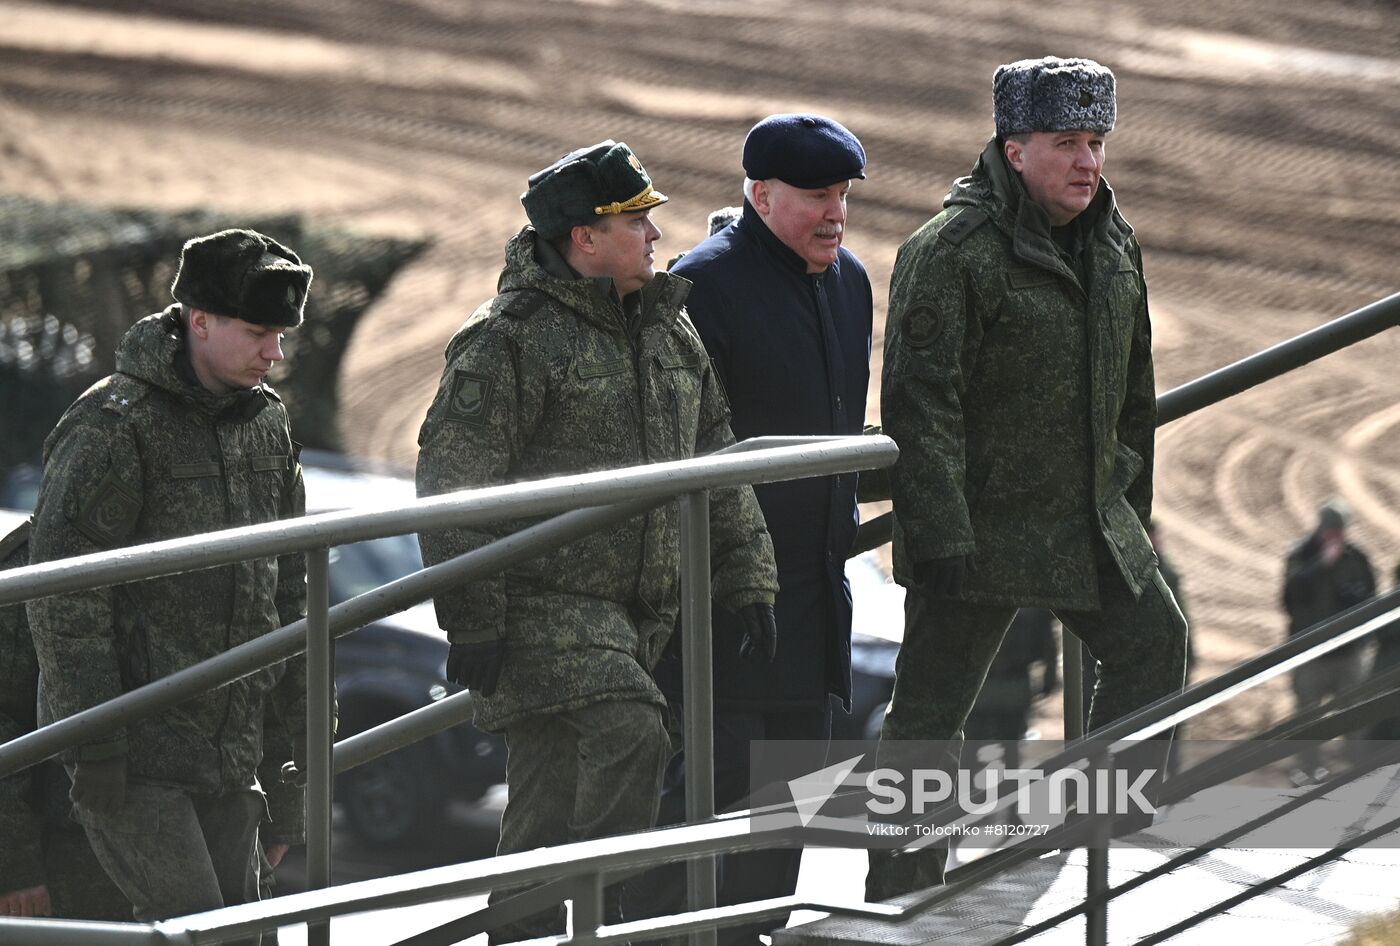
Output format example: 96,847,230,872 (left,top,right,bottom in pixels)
416,138,777,940
521,140,668,241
